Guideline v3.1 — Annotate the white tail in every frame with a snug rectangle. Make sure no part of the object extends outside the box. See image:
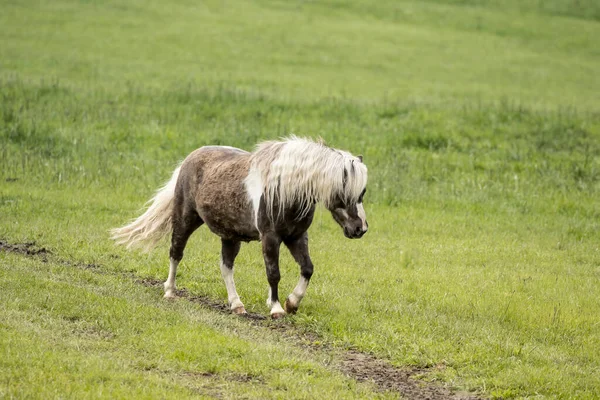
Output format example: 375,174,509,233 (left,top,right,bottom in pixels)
111,166,181,251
